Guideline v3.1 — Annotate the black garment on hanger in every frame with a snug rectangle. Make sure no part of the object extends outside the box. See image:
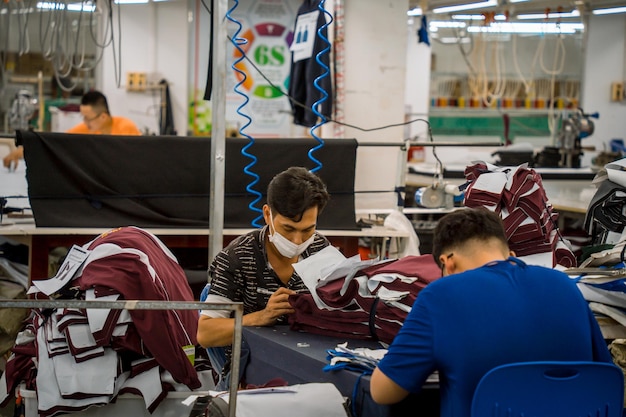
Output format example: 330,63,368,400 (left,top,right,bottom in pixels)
288,0,333,127
159,79,176,135
203,0,215,100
